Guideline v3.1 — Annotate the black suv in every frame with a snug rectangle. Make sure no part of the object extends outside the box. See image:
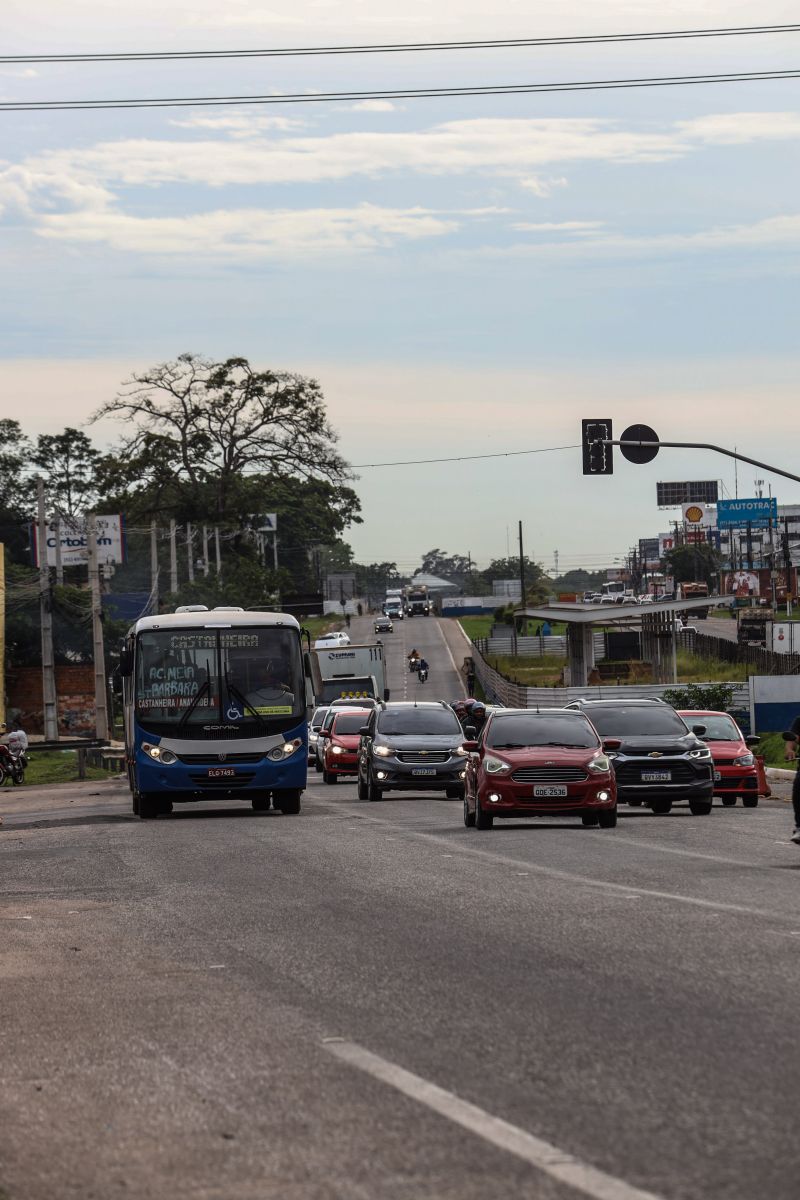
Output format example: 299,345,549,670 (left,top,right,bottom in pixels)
564,699,714,815
357,701,468,802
